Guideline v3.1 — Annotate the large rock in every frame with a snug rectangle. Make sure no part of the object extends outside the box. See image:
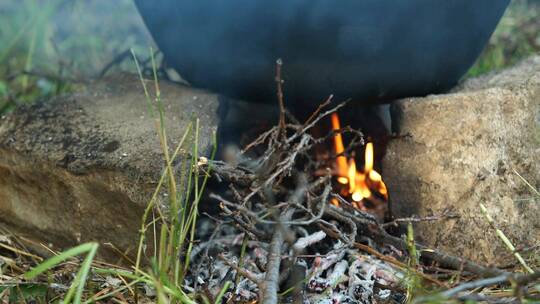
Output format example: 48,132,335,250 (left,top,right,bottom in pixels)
383,56,540,266
0,74,219,260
